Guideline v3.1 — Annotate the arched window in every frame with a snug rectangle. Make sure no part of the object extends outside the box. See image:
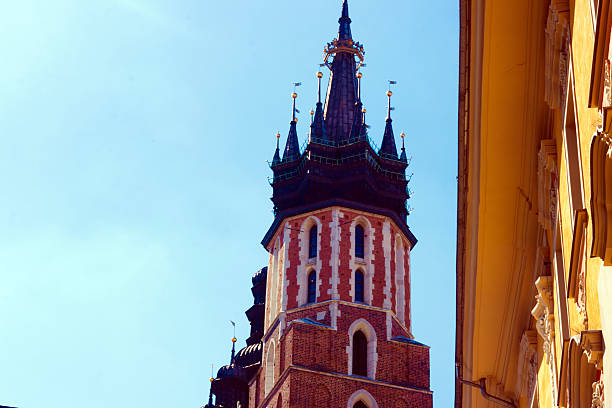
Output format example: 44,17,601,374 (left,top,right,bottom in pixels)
354,402,368,408
308,270,317,303
265,341,276,395
355,225,365,258
352,330,368,377
309,225,318,258
355,270,365,303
